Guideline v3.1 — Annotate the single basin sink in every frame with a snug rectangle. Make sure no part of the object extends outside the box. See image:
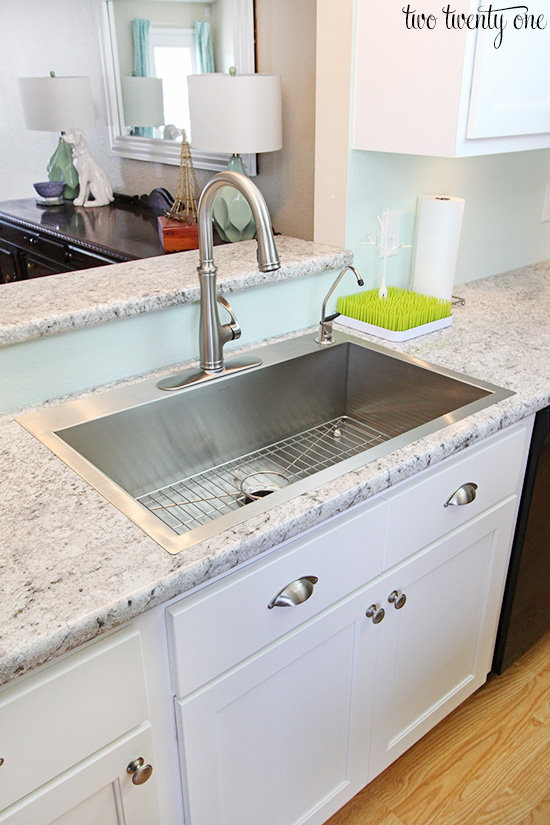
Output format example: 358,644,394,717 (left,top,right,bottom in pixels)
18,331,514,553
